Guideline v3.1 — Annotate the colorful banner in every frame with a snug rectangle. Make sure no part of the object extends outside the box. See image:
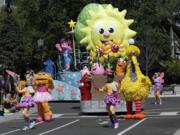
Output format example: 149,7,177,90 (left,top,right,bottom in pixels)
60,71,82,88
52,72,82,101
52,80,81,101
